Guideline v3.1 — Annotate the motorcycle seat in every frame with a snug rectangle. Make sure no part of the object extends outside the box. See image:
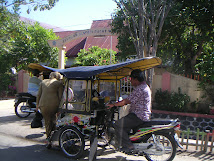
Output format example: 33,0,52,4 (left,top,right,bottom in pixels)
130,119,176,134
17,93,35,97
137,119,174,128
16,93,37,102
